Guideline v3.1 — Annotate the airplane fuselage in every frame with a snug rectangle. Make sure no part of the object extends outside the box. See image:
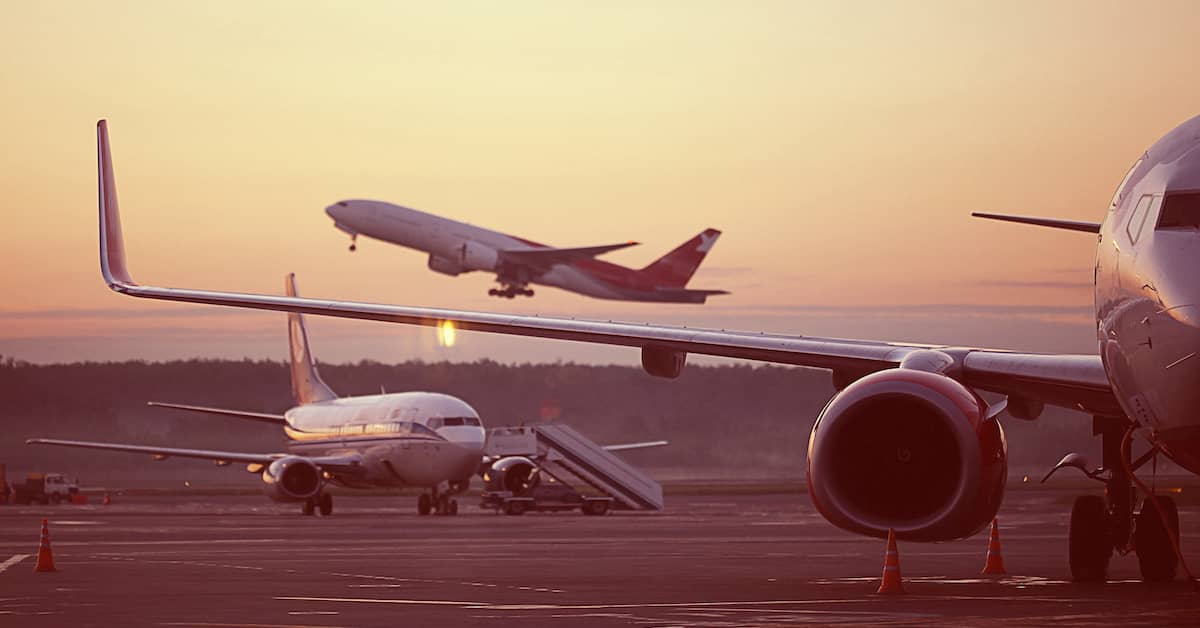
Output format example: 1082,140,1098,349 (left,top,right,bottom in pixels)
326,200,712,301
1096,114,1200,473
284,391,486,488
